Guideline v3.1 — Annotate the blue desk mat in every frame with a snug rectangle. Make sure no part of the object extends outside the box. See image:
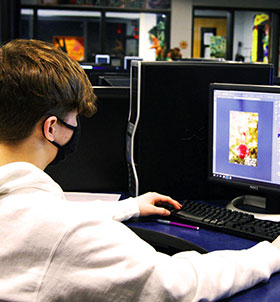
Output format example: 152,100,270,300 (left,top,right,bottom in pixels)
126,220,280,302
